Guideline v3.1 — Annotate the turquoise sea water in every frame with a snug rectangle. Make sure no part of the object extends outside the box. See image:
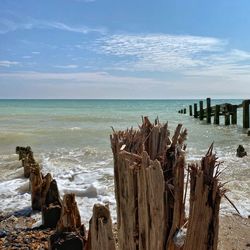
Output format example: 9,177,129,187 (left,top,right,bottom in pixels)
0,99,249,221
